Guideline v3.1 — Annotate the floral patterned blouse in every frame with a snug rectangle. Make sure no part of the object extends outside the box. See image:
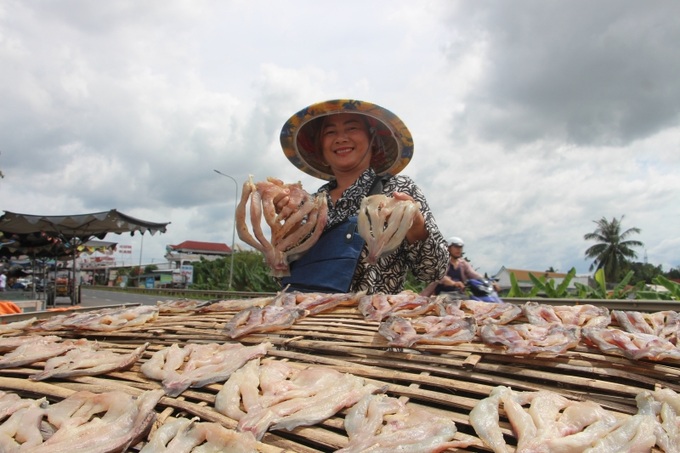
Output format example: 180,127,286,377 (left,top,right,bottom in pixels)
315,168,448,294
